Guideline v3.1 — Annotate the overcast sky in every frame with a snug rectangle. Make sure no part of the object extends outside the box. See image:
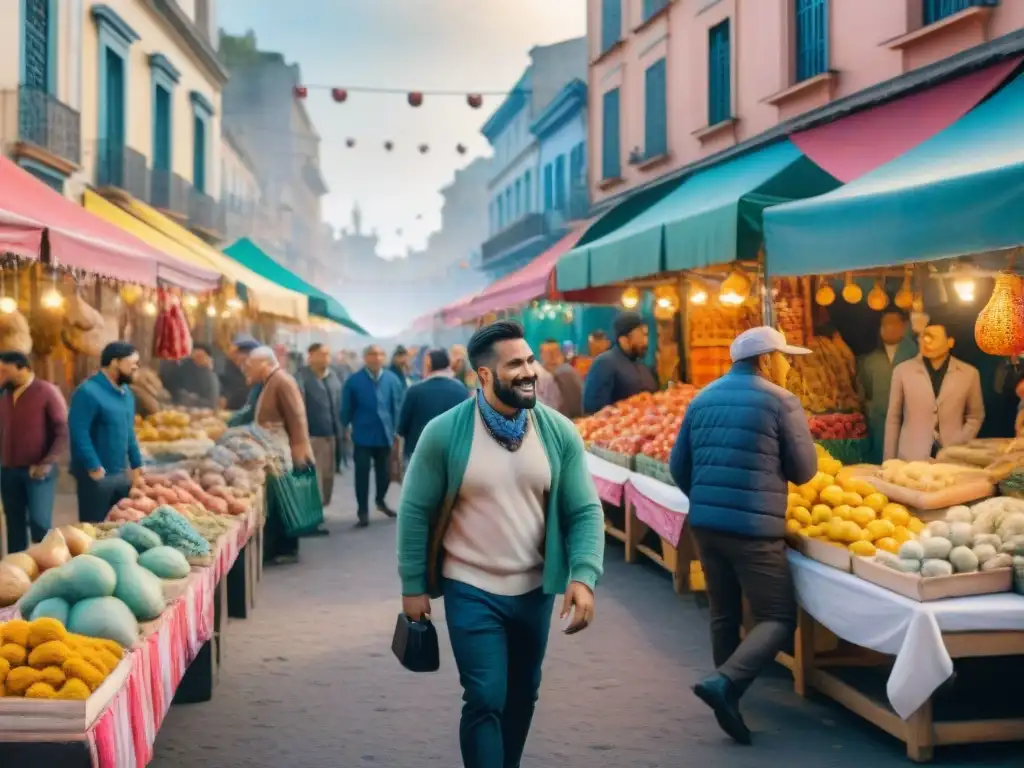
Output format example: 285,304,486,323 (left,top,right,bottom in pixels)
217,0,586,258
